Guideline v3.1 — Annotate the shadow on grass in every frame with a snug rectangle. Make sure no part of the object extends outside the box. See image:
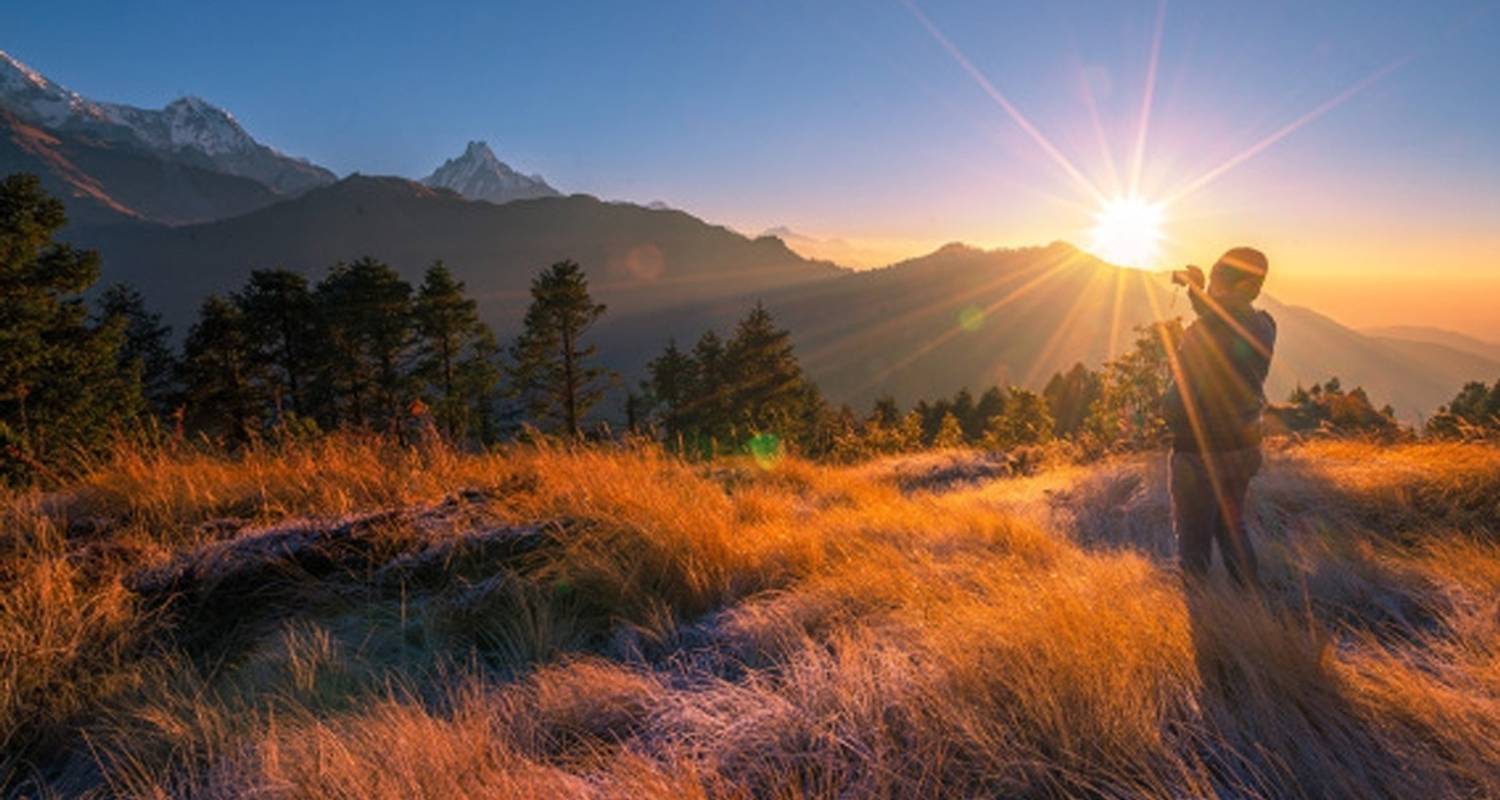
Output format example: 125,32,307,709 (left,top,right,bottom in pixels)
1053,451,1451,639
1181,583,1431,799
